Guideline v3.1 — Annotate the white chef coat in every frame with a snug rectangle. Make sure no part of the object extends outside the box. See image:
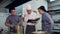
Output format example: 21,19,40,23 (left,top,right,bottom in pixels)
23,12,39,25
